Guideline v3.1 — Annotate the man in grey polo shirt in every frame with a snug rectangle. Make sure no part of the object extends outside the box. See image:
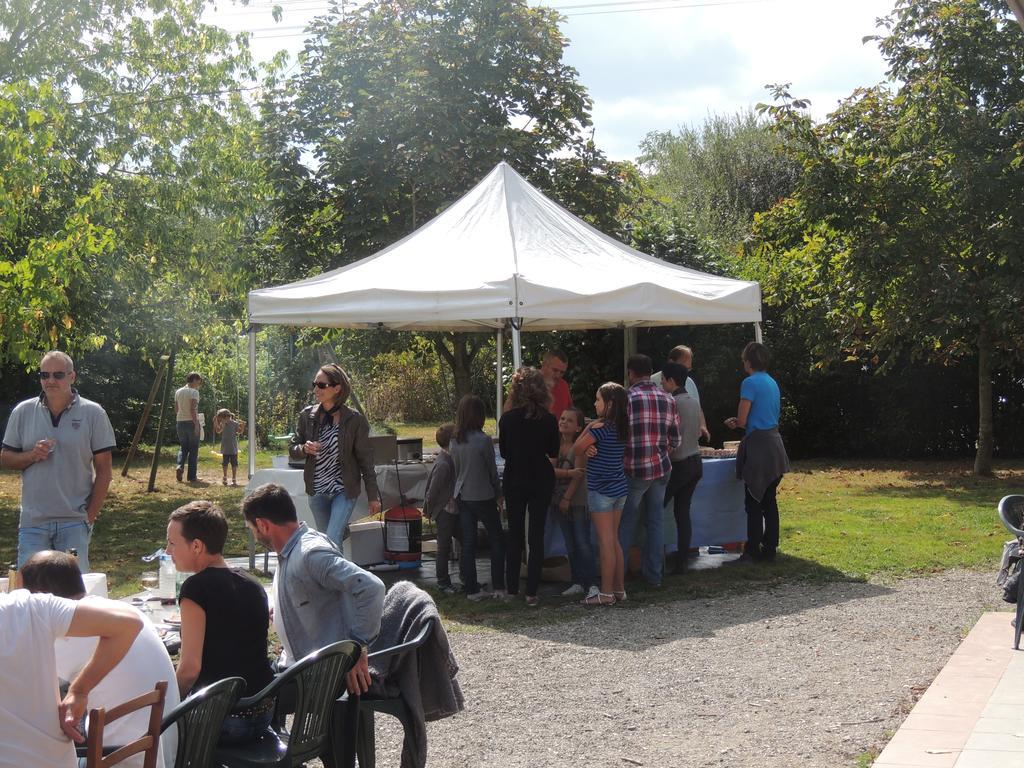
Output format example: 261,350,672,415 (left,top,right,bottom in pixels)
1,351,116,572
